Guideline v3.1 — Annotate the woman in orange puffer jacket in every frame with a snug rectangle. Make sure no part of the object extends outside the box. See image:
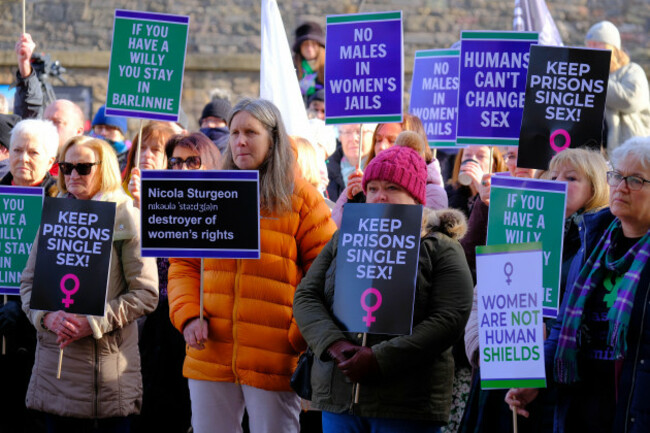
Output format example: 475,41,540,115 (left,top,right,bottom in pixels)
167,98,336,433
